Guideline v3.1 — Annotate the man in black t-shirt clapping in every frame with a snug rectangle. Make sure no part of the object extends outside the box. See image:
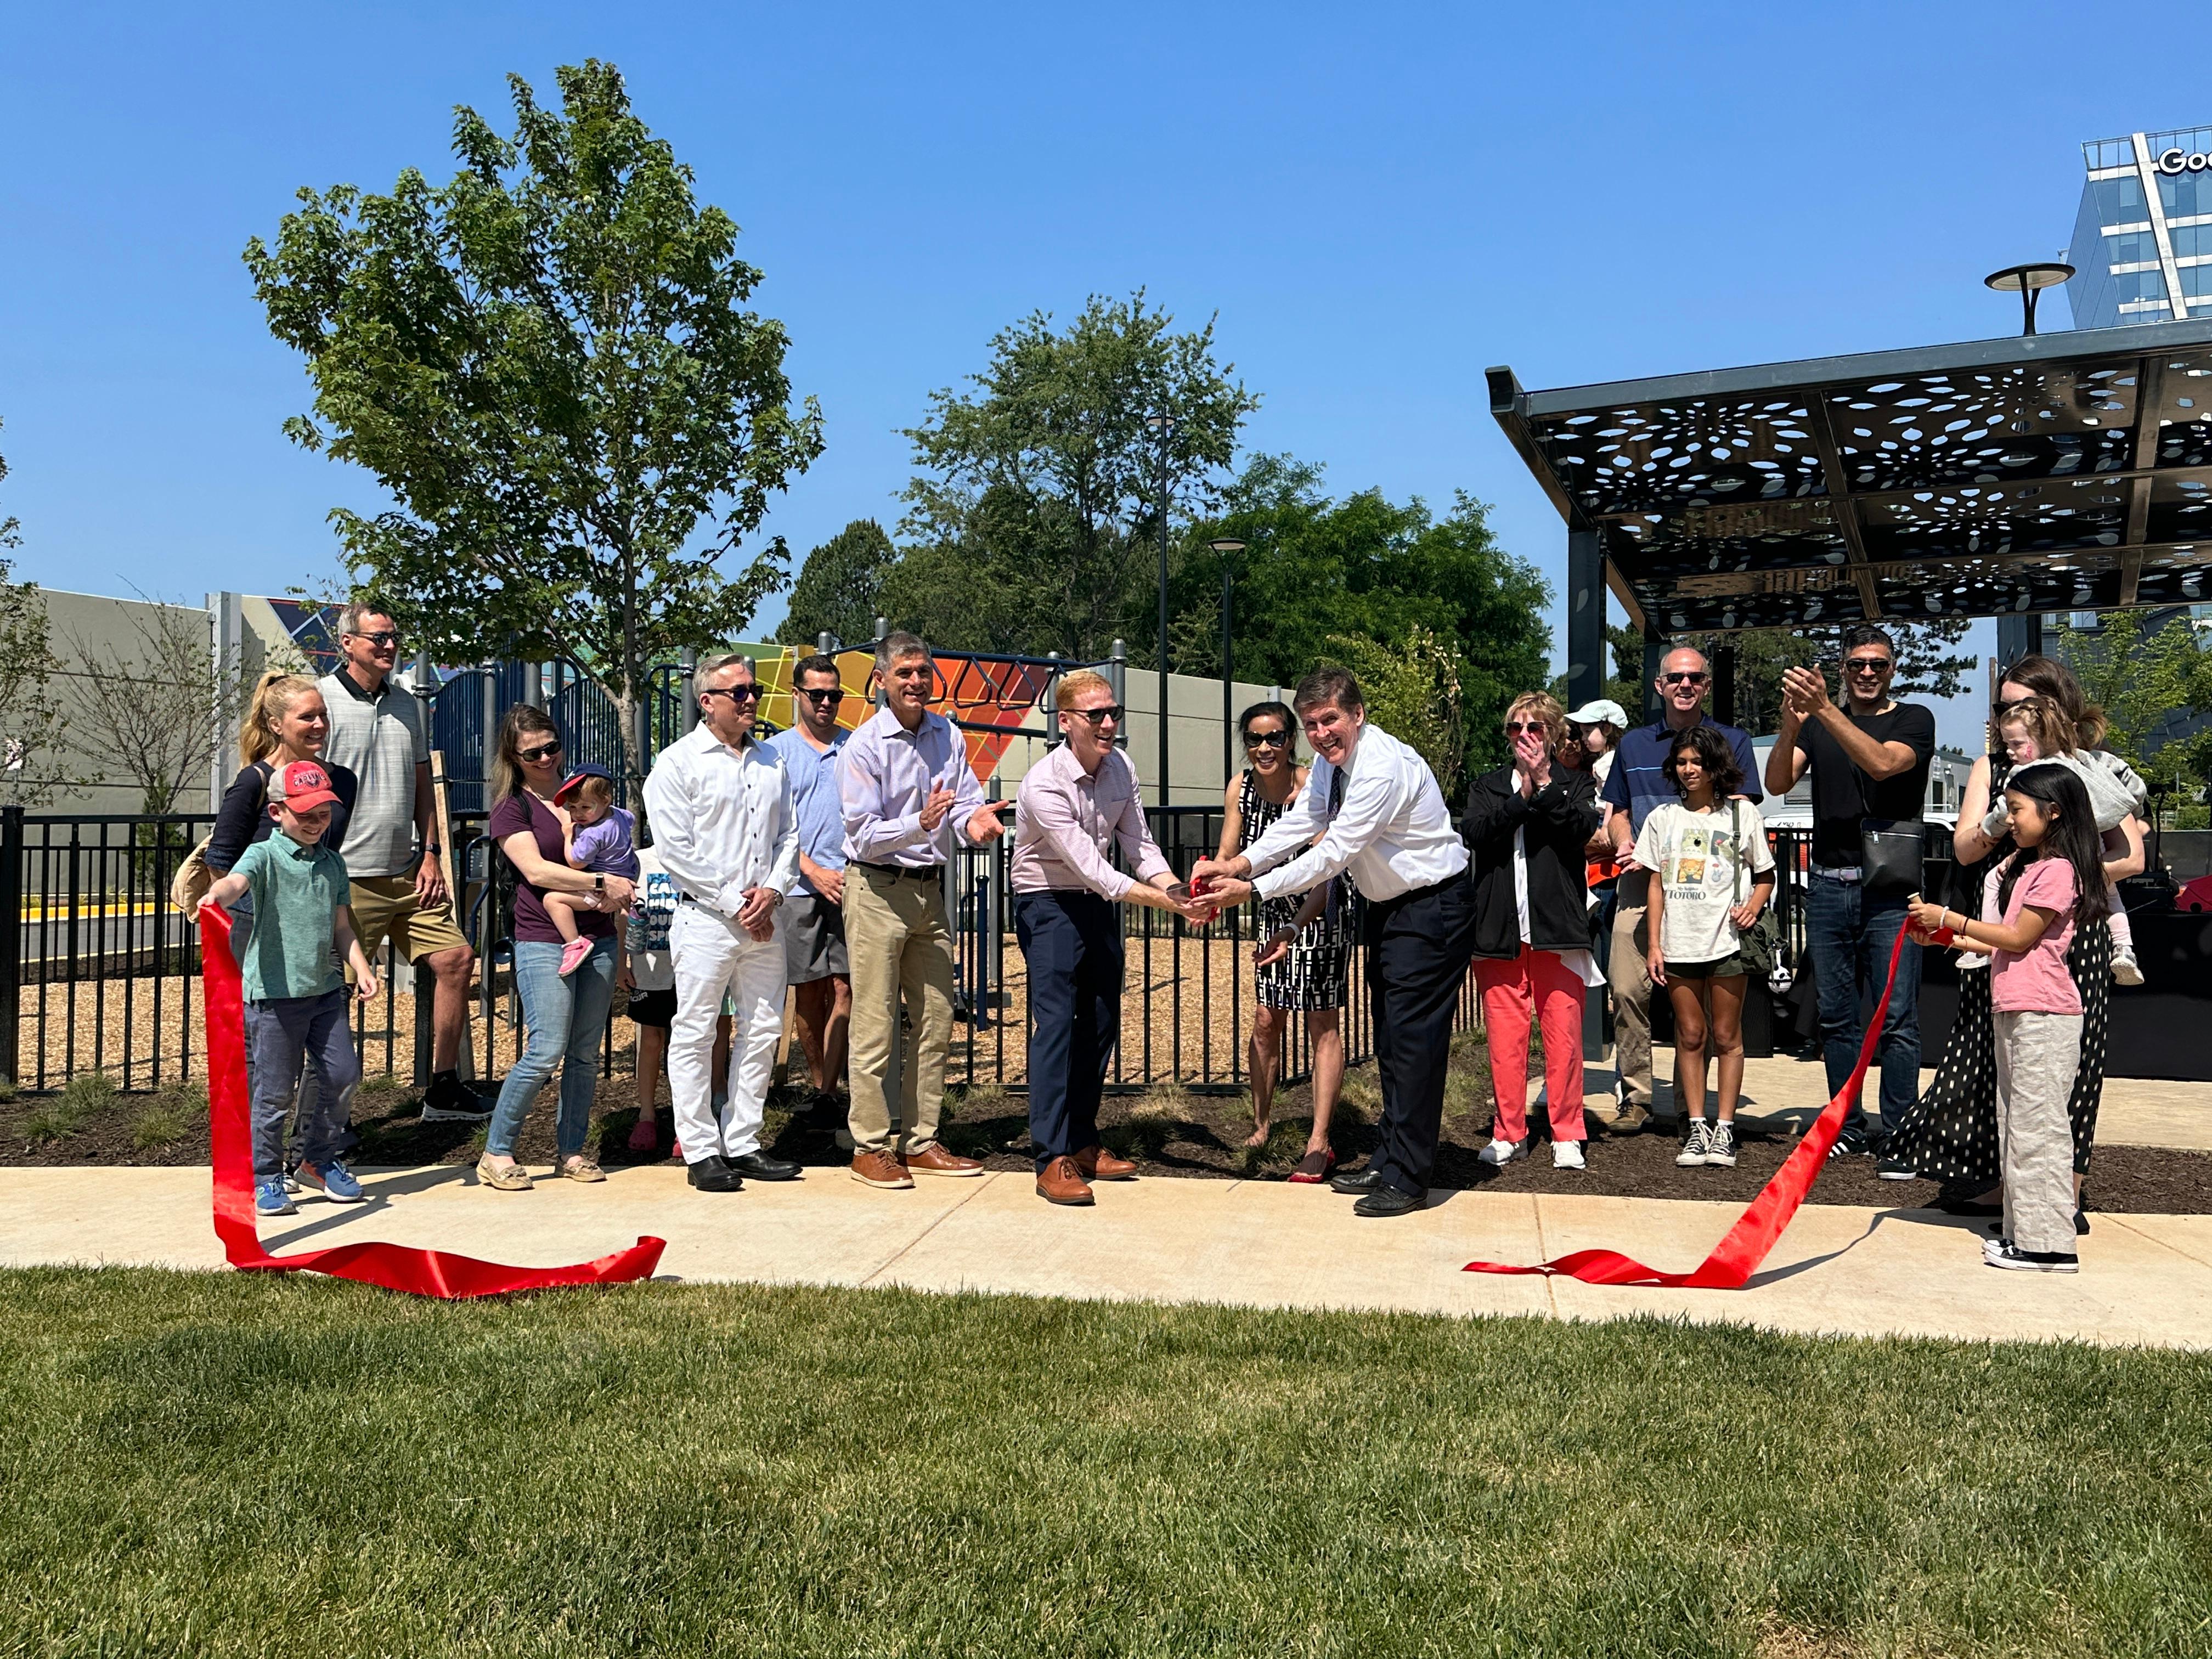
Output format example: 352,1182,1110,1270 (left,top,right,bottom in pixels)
1764,625,1936,1158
